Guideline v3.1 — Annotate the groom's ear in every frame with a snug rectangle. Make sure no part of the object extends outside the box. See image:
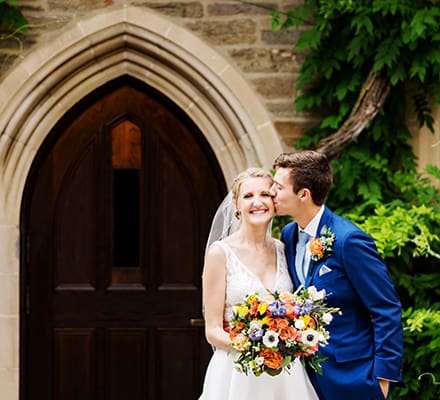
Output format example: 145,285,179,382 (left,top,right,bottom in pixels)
300,188,311,199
